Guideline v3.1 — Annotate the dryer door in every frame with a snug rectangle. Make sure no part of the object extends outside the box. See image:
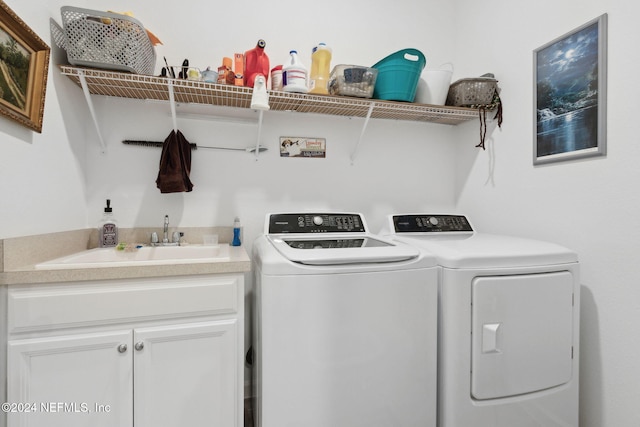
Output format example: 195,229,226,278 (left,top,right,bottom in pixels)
471,271,574,400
